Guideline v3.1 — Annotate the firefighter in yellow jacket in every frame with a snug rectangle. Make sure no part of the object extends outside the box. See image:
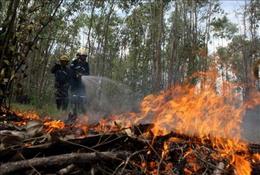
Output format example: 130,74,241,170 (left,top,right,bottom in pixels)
51,55,71,110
